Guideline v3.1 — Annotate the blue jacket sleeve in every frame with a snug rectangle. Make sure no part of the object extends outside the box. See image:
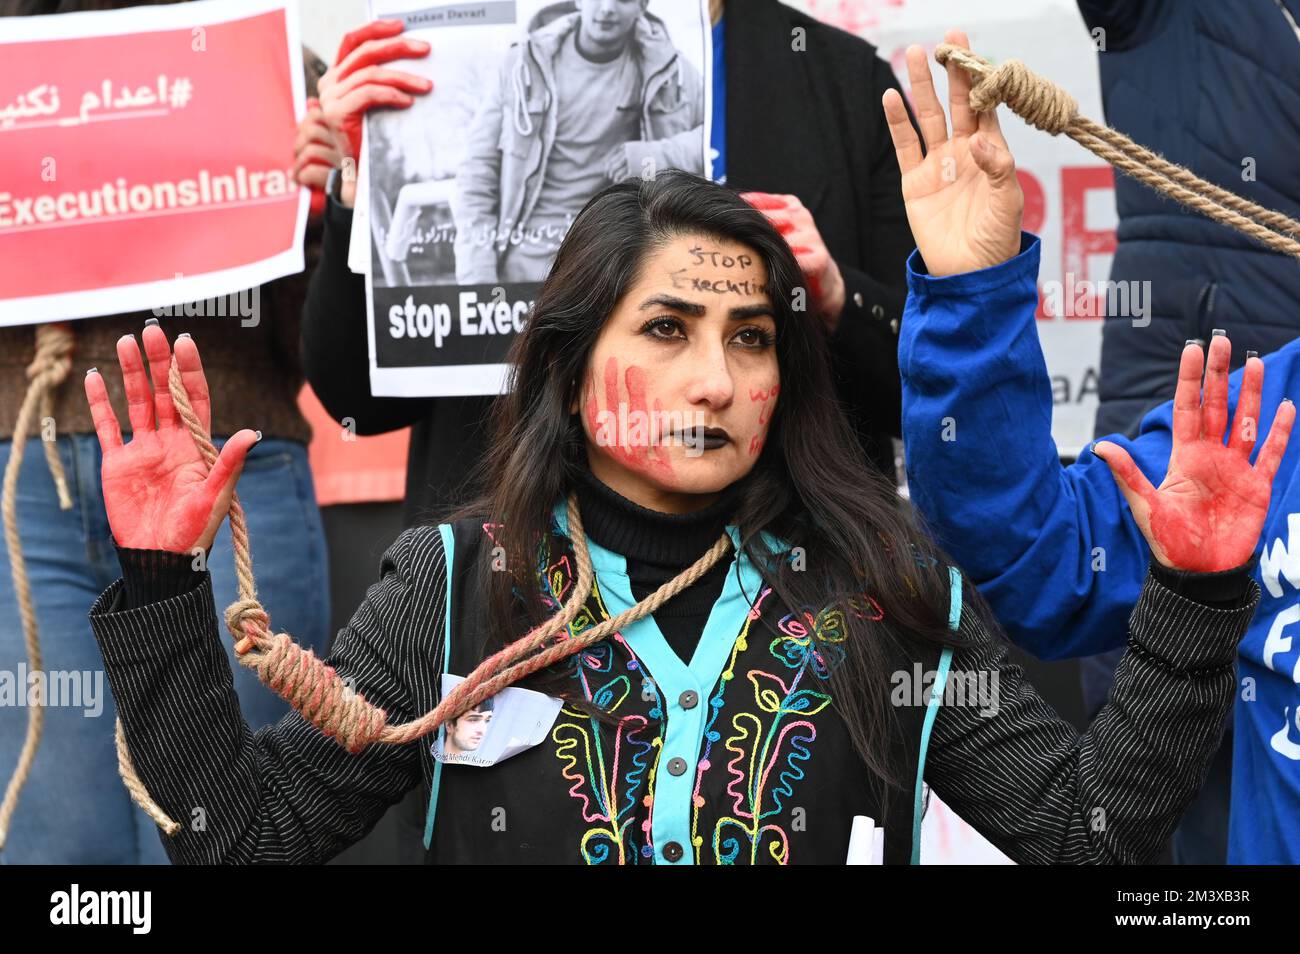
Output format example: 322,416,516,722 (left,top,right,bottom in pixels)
899,233,1164,659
